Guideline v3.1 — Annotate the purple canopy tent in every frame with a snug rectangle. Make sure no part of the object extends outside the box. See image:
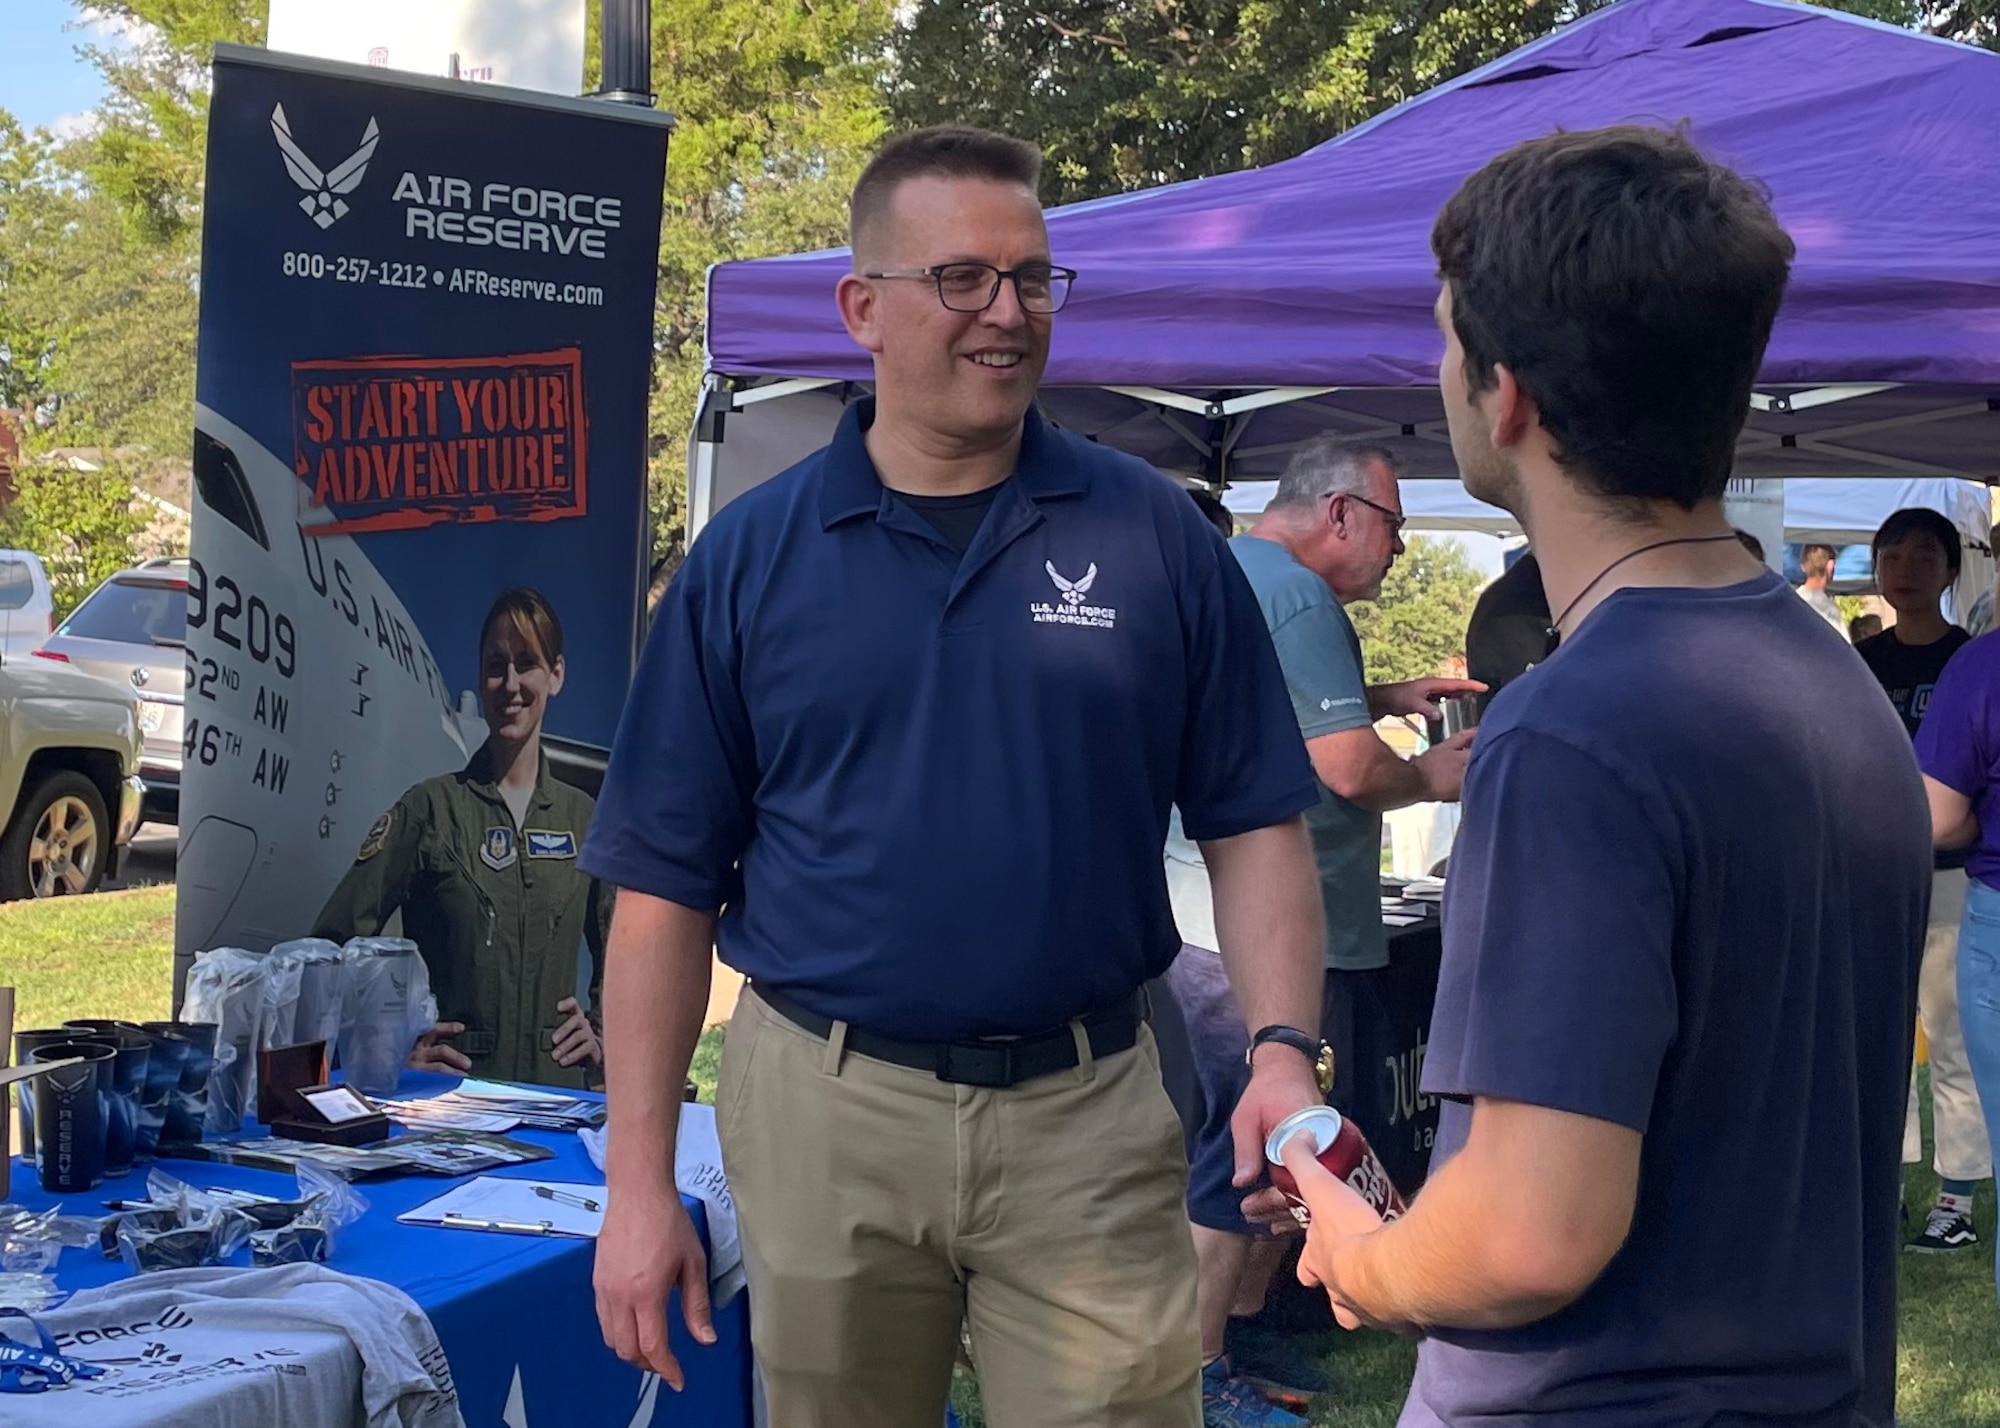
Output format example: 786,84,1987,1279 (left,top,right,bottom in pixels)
691,0,2000,532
